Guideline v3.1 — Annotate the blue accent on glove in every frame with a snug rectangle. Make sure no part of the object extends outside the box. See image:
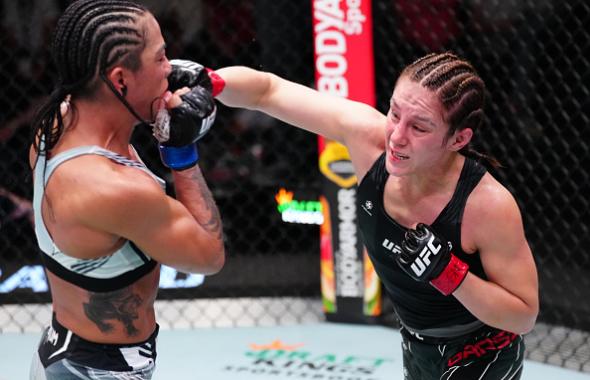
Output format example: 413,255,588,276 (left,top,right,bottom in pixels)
159,144,199,171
